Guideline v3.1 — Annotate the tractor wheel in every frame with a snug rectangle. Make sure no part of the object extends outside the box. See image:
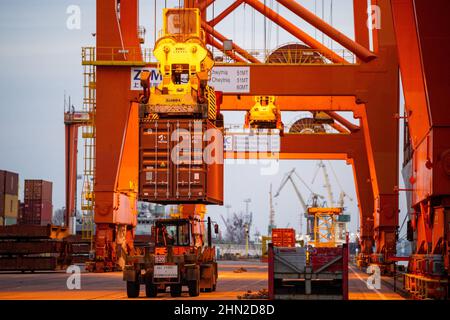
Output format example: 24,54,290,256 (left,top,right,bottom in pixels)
188,280,200,297
170,284,182,297
145,282,158,298
126,280,140,298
